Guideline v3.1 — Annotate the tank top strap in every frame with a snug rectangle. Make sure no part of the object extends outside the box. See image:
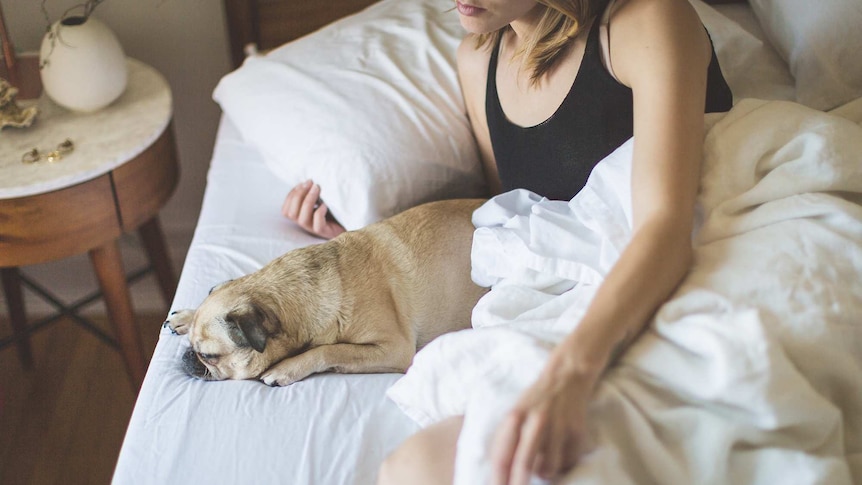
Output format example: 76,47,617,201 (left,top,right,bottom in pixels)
486,34,502,111
598,0,622,83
